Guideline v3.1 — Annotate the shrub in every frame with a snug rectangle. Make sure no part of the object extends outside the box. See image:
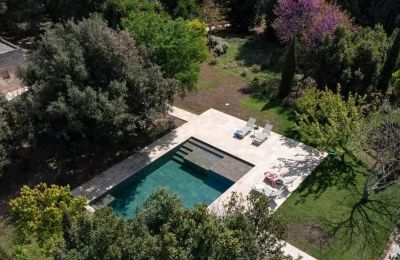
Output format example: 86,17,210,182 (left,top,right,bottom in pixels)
251,64,262,73
283,77,317,107
208,58,218,65
250,77,279,99
9,183,86,254
208,36,229,56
